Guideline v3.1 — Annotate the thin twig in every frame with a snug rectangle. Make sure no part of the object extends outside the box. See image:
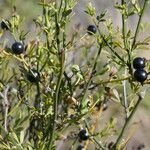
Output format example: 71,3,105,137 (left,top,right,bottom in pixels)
80,44,102,105
4,86,10,132
64,71,73,96
122,69,128,118
121,0,127,49
94,20,125,64
1,85,10,132
113,94,143,149
47,1,65,149
84,120,105,150
101,76,131,84
131,0,149,50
